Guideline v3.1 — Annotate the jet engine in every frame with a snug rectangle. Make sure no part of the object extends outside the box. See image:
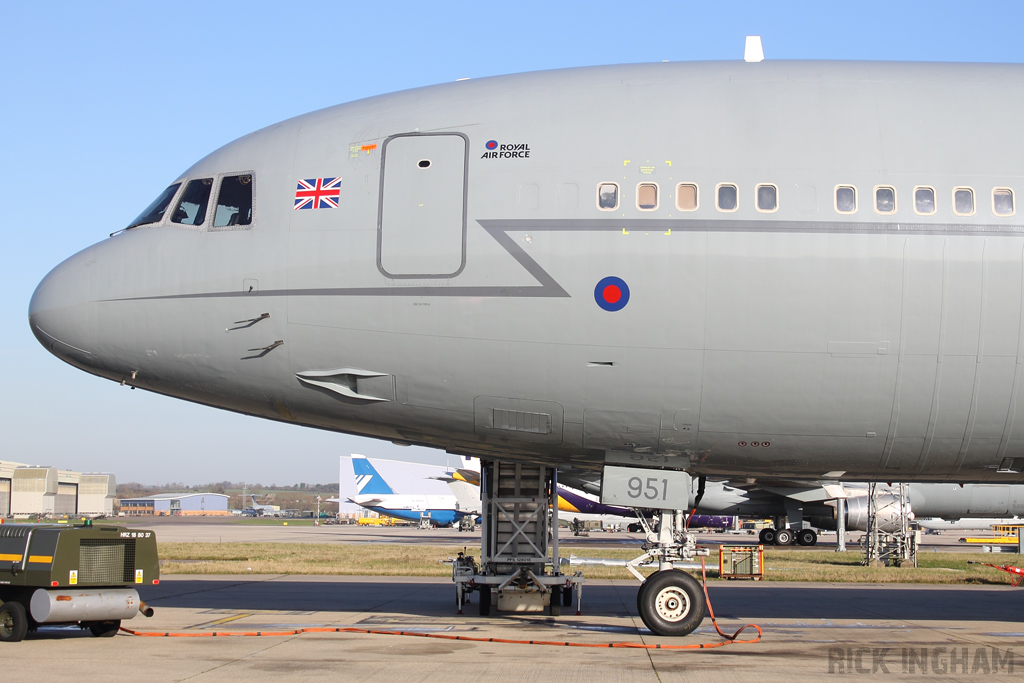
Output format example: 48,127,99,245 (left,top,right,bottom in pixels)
807,492,912,532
